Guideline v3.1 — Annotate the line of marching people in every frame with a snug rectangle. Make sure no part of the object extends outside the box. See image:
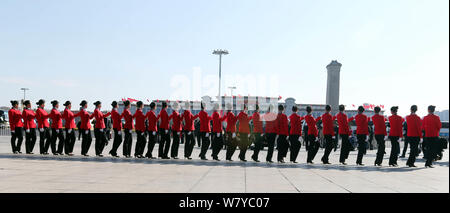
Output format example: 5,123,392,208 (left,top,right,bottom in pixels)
8,98,443,168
